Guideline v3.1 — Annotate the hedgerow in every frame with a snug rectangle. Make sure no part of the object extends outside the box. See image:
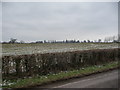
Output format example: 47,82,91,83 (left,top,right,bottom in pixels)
2,48,119,80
